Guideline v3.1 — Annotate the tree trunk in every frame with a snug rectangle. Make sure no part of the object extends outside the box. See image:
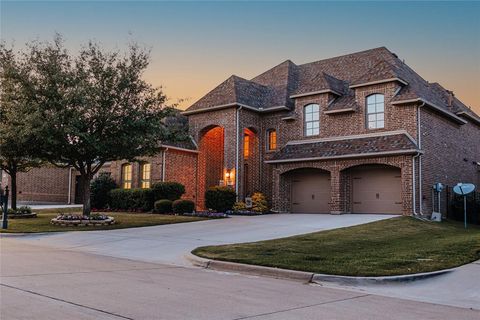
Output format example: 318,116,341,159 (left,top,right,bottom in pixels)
10,170,17,210
82,174,92,216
